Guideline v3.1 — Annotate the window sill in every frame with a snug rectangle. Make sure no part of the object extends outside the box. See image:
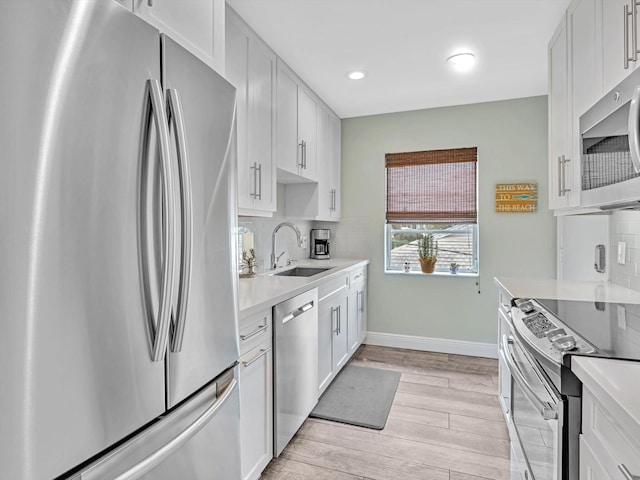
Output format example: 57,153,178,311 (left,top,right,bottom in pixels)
384,270,479,278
